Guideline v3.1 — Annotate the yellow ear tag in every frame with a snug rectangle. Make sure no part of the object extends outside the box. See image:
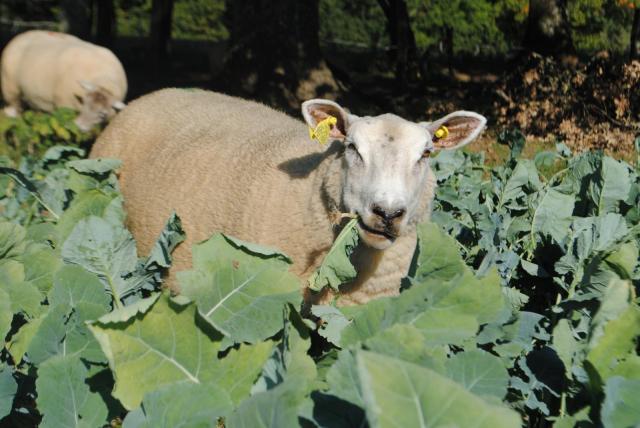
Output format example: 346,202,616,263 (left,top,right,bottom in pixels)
434,125,449,139
309,116,338,145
